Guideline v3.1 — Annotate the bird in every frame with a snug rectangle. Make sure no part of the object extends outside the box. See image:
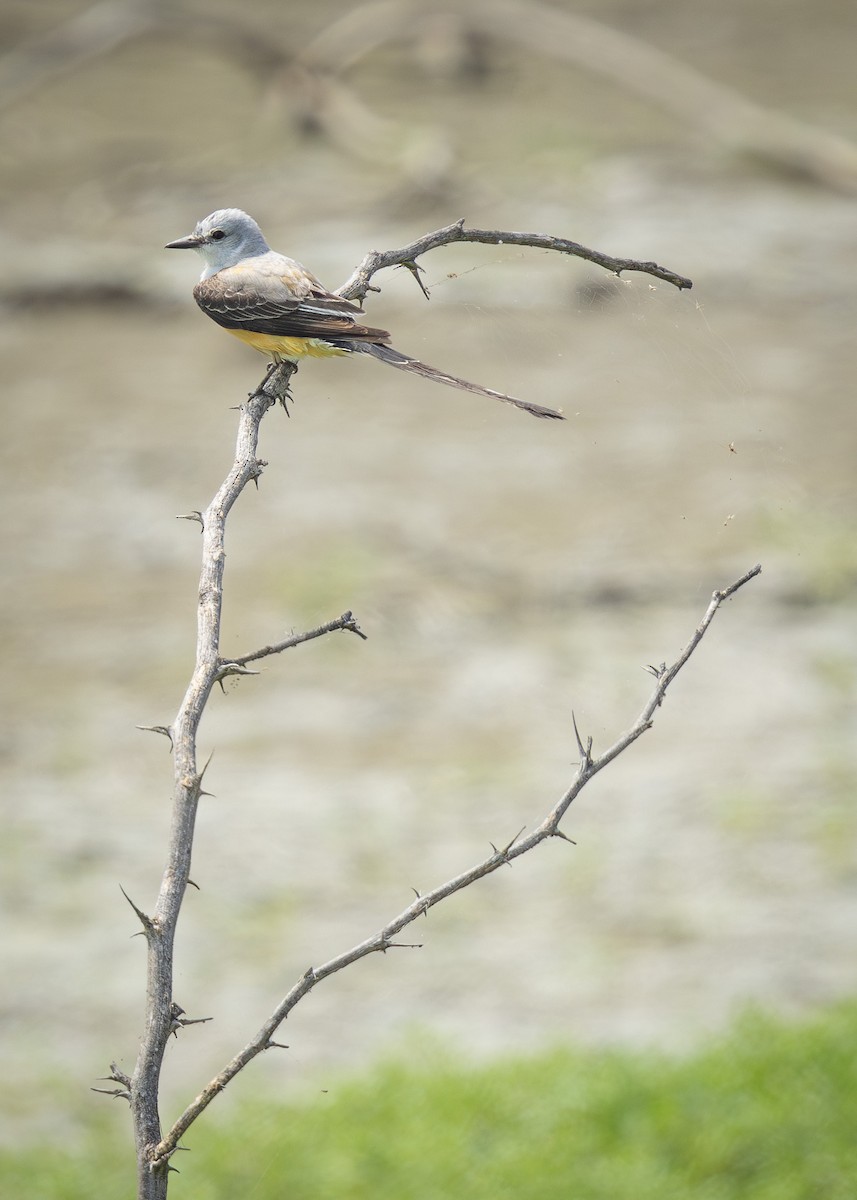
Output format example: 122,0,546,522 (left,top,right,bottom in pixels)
166,209,563,421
